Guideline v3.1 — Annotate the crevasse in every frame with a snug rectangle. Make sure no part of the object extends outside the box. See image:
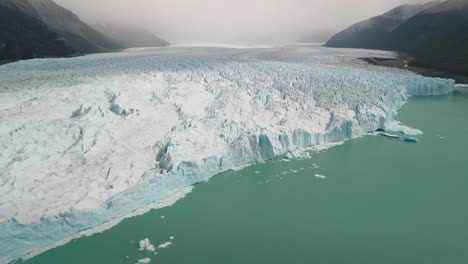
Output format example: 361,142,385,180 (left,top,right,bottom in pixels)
0,45,454,263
